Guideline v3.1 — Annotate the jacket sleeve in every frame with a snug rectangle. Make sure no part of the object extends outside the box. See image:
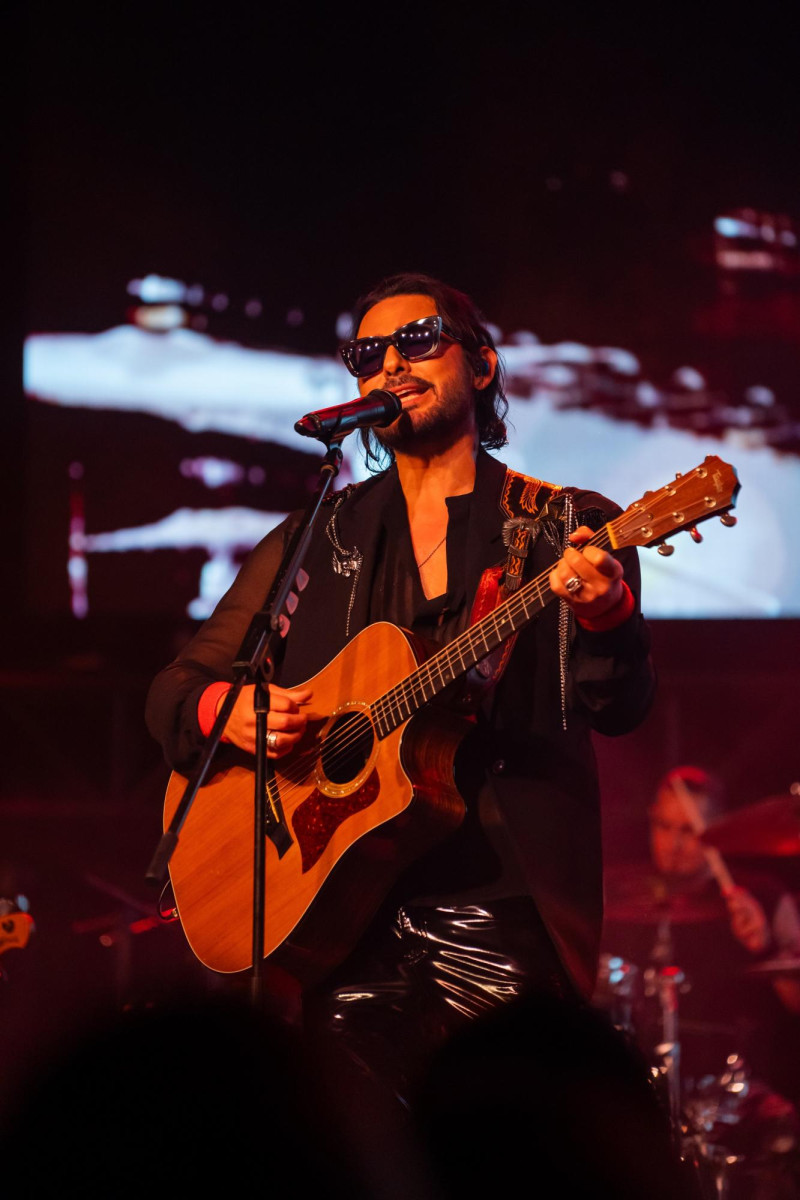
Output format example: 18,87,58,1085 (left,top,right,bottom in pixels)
568,541,656,735
564,489,656,736
145,513,299,772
